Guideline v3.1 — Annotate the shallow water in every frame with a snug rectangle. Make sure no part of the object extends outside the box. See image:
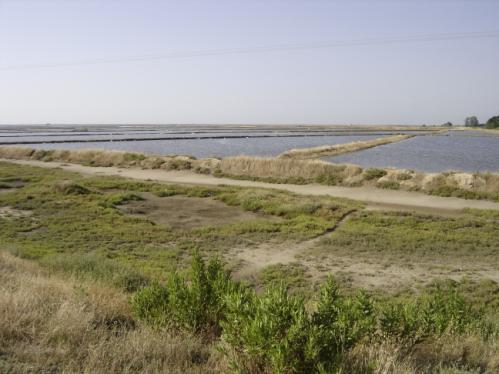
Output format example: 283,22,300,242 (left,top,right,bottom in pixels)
324,131,499,172
19,134,384,158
